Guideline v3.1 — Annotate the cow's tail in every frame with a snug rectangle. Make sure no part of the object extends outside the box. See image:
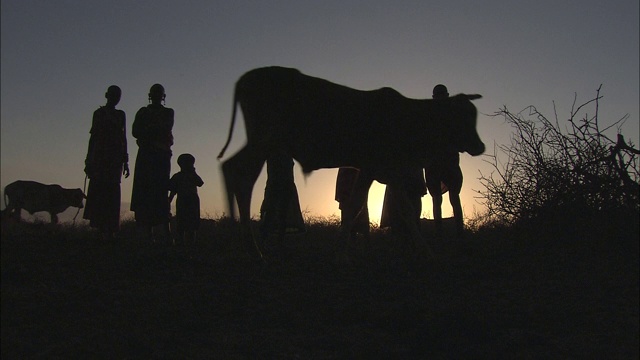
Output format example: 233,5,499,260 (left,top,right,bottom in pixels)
217,85,240,160
3,185,8,209
1,185,10,217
